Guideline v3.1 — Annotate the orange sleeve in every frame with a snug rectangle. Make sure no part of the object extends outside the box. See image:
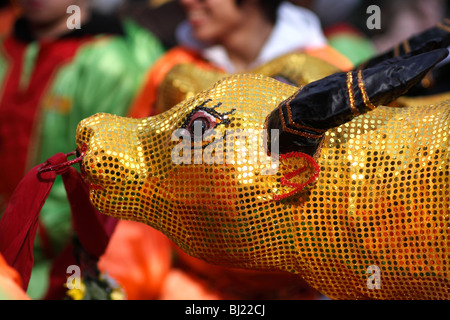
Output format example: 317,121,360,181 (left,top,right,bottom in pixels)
0,254,30,299
305,45,354,72
127,47,217,118
97,220,172,300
